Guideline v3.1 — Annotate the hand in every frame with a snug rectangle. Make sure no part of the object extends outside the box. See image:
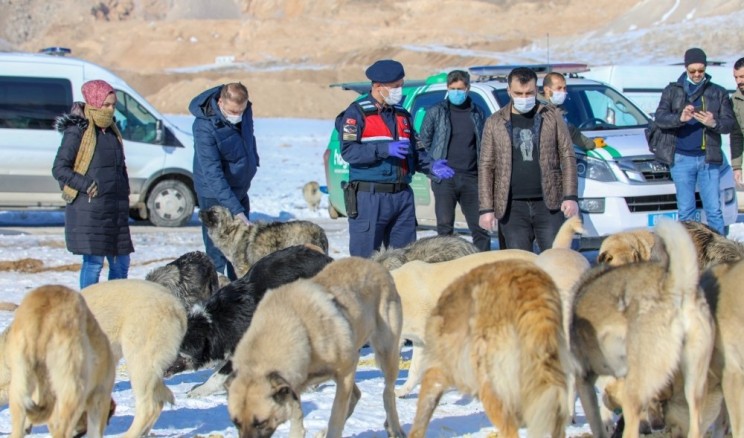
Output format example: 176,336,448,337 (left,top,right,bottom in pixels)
561,200,579,218
387,139,410,159
680,104,695,123
235,212,251,226
431,159,455,179
479,212,496,232
593,137,607,148
735,169,743,185
692,110,717,128
86,181,98,198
